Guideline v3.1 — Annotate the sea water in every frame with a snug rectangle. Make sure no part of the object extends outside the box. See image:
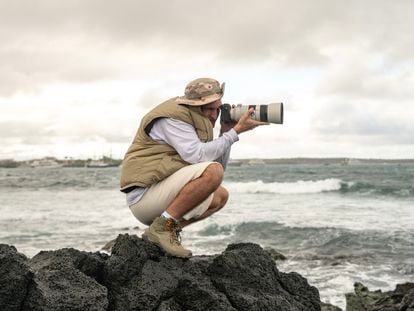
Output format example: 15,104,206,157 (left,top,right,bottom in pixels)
0,163,413,309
